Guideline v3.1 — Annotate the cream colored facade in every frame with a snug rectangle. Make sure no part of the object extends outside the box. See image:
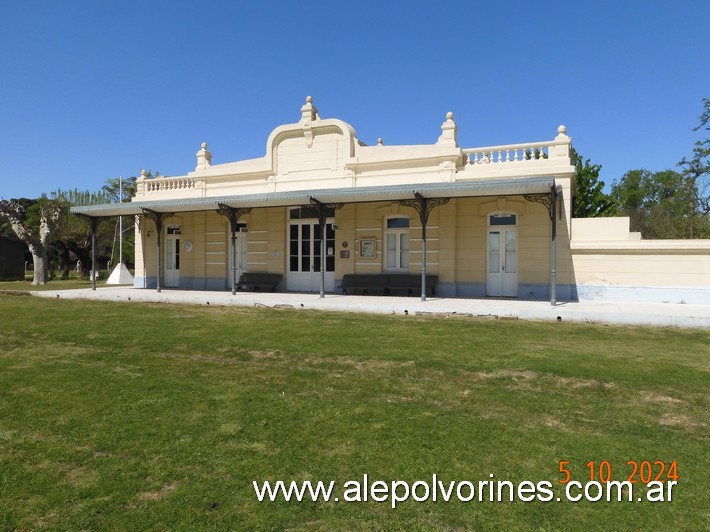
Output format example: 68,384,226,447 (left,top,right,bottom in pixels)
570,218,710,303
73,97,710,303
